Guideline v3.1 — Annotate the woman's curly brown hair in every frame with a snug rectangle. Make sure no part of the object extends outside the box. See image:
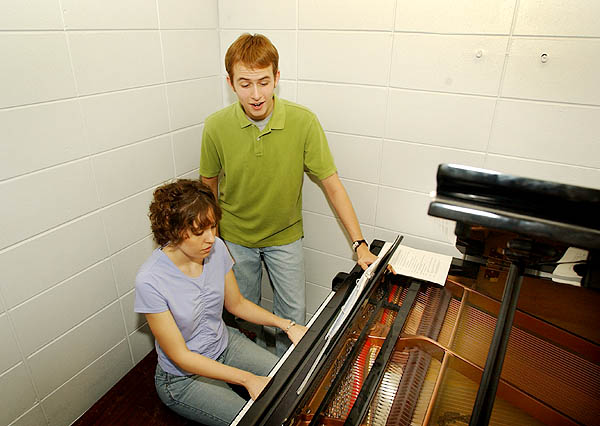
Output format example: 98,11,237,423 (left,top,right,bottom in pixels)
149,179,222,247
